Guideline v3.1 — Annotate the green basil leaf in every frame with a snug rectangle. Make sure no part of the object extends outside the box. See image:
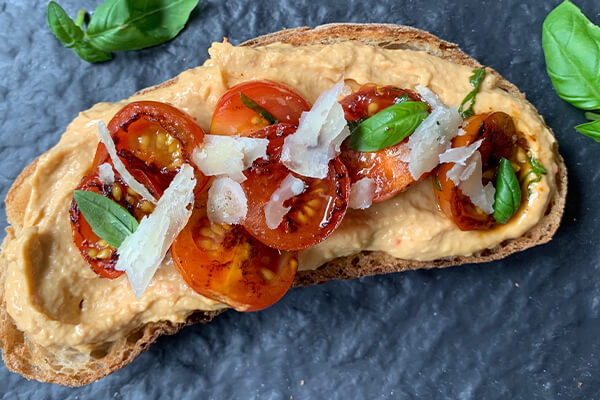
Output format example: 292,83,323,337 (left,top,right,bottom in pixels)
575,118,600,142
348,101,429,152
493,158,522,224
73,190,138,248
542,0,600,110
529,156,548,176
72,40,113,63
522,156,547,196
240,92,278,124
347,119,364,133
585,111,600,121
458,67,486,119
75,9,87,29
47,1,84,47
433,174,442,191
86,0,200,52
